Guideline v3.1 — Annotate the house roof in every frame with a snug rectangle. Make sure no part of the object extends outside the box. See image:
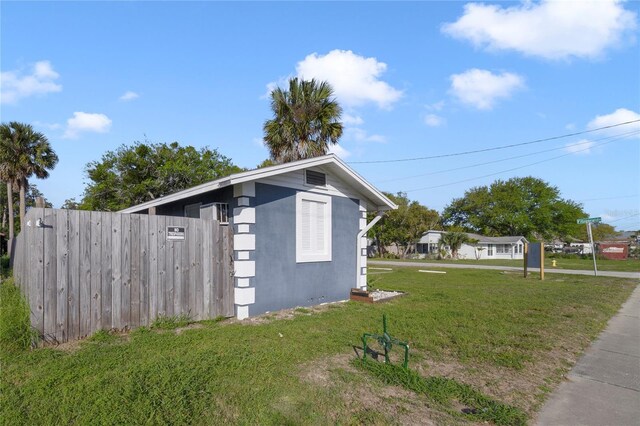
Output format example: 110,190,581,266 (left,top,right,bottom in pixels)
419,230,528,244
119,154,398,214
